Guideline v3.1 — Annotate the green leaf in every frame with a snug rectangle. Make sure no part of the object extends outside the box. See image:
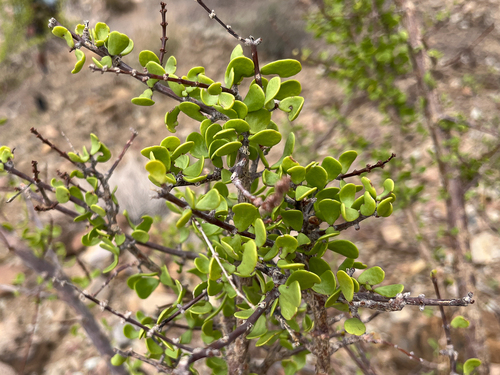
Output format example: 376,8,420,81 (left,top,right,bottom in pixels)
261,59,302,78
256,330,282,347
341,203,359,222
224,119,250,133
215,141,242,157
55,186,70,204
265,76,281,105
146,337,164,354
376,178,395,201
279,96,304,121
247,315,268,339
328,240,359,259
135,277,160,299
377,197,393,217
131,88,155,106
295,186,317,201
141,145,171,169
464,358,481,375
339,183,357,207
344,318,366,336
276,235,298,259
171,142,195,160
309,257,331,276
287,166,306,184
225,56,254,85
139,50,160,67
325,288,342,307
361,177,377,198
280,210,303,231
286,270,321,289
305,165,328,189
95,22,110,43
249,130,282,147
317,199,341,225
374,284,404,297
72,49,85,74
218,92,235,110
208,82,222,95
271,132,295,169
232,203,259,231
236,240,258,276
358,266,385,285
208,258,222,281
123,324,139,339
254,218,267,247
337,270,354,302
450,315,470,328
196,189,221,211
279,281,301,320
111,354,127,366
176,208,192,228
52,26,74,48
339,150,358,174
107,31,130,55
165,106,181,132
312,270,336,295
360,191,376,216
183,157,205,177
246,108,272,134
277,260,304,270
322,157,342,181
275,80,301,100
244,83,266,112
145,160,167,186
179,102,206,122
131,229,149,243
